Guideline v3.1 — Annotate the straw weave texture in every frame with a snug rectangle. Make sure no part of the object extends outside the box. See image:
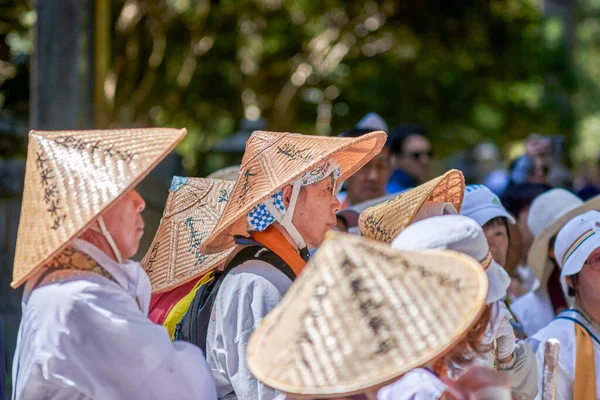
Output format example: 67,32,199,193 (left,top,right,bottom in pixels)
201,130,386,254
141,177,235,293
358,170,464,243
247,232,488,397
12,128,186,287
